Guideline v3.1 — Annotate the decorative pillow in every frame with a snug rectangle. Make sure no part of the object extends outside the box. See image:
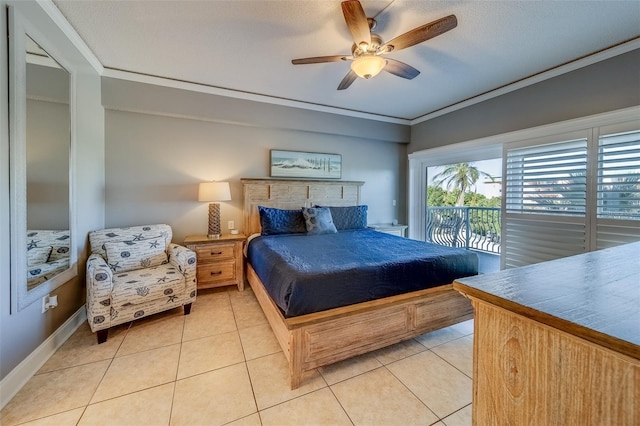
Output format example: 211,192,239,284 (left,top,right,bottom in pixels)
316,205,368,230
104,239,168,273
258,206,307,235
27,246,53,267
302,207,337,235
